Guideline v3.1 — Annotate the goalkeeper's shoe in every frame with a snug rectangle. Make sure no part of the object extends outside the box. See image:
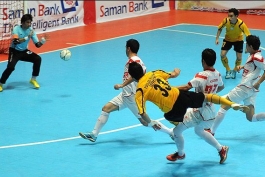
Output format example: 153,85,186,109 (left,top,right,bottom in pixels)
0,84,3,92
219,146,229,164
231,103,249,113
79,132,97,142
166,152,185,161
29,79,40,89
